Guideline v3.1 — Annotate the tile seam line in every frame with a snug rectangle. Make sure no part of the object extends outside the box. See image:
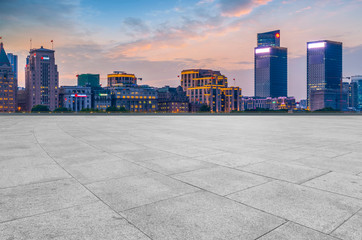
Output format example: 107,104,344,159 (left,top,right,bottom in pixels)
328,207,362,235
32,126,155,240
253,221,289,240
